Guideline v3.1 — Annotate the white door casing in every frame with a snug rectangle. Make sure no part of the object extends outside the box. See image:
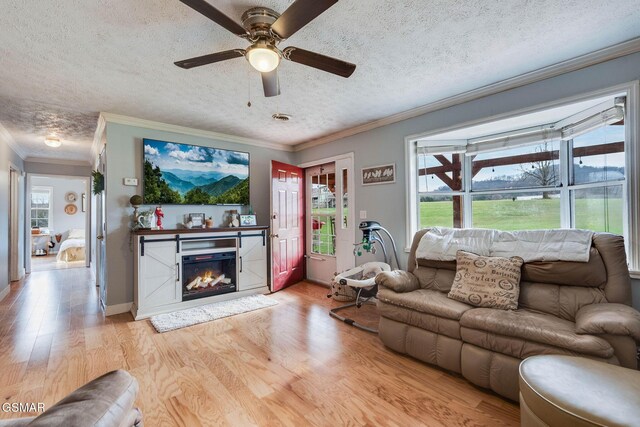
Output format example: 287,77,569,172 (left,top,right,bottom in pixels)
304,154,355,283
